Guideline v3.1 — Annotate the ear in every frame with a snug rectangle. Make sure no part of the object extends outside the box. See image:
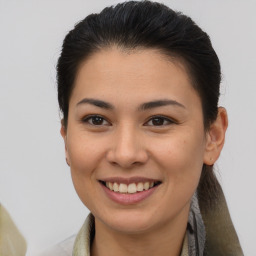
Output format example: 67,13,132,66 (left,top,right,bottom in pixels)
60,119,70,166
203,107,228,165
